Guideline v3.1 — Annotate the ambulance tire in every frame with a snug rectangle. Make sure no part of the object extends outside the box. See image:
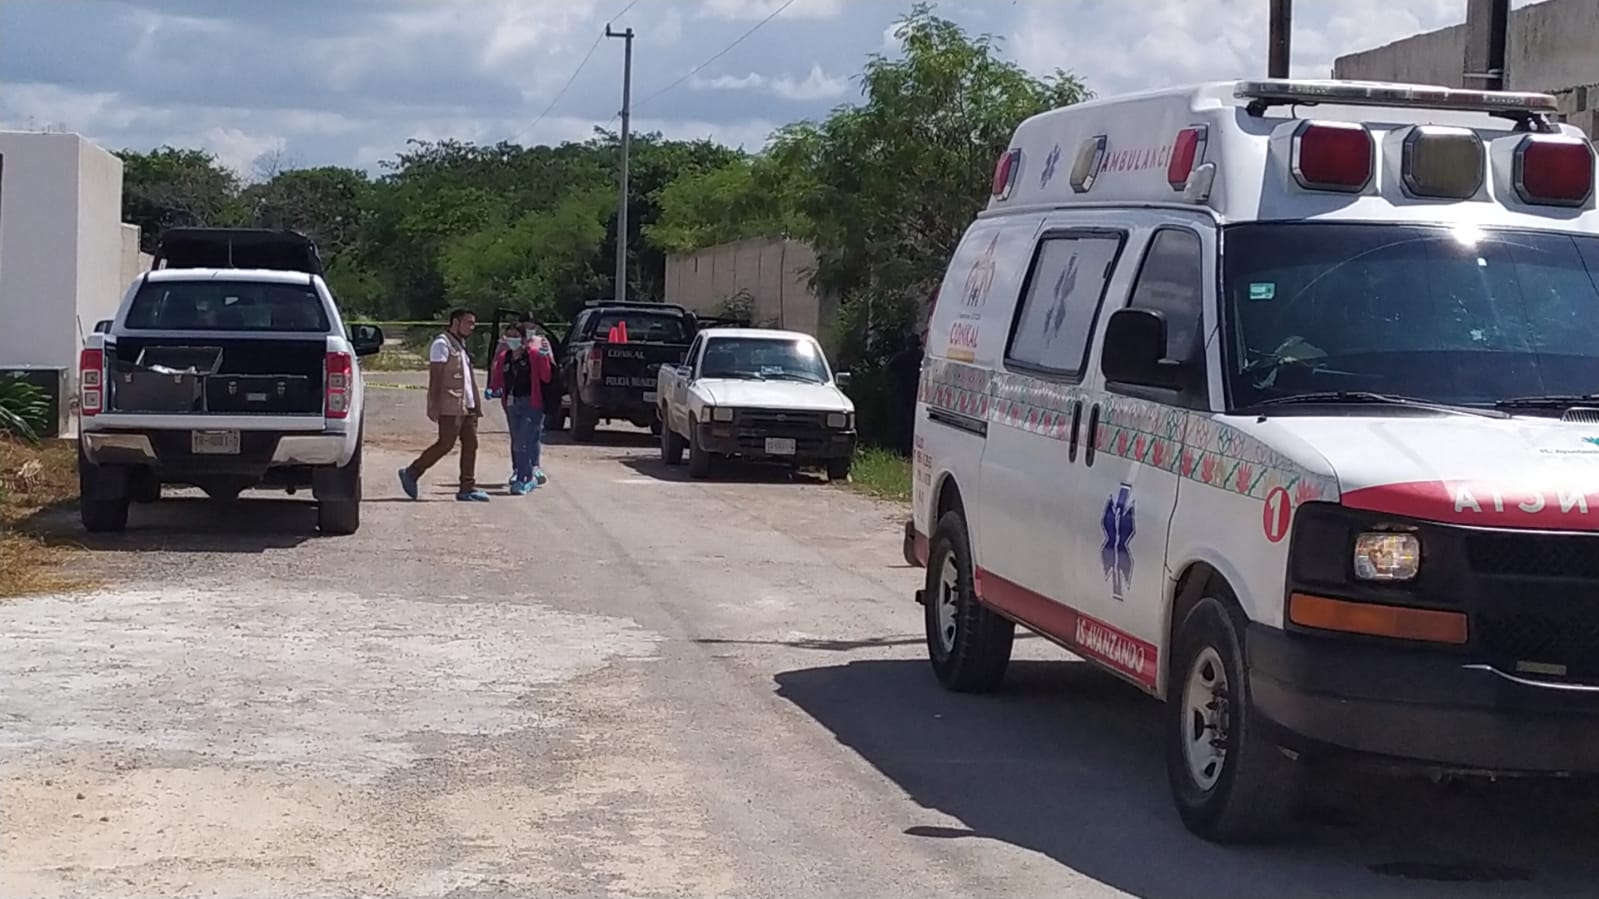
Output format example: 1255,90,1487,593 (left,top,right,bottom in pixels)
1166,596,1299,844
924,510,1013,692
